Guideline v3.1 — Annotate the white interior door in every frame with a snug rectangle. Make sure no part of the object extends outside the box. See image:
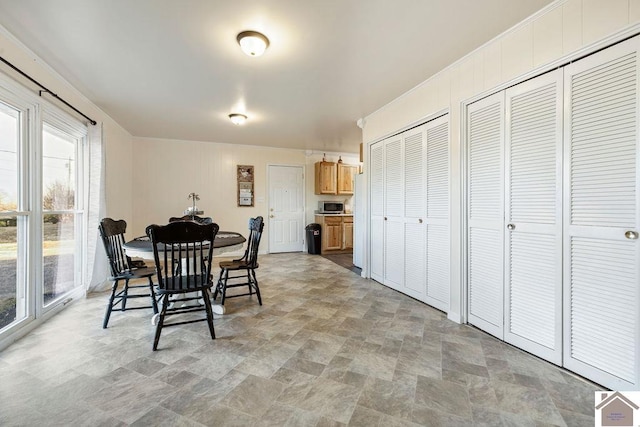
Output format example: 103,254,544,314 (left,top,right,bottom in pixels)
563,37,640,390
403,125,426,300
370,141,385,283
425,116,450,312
504,70,563,364
467,92,505,339
268,165,304,253
384,135,404,291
